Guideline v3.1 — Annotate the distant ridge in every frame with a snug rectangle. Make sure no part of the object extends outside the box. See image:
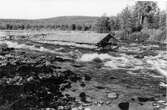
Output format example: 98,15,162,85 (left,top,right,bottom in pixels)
0,16,99,25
